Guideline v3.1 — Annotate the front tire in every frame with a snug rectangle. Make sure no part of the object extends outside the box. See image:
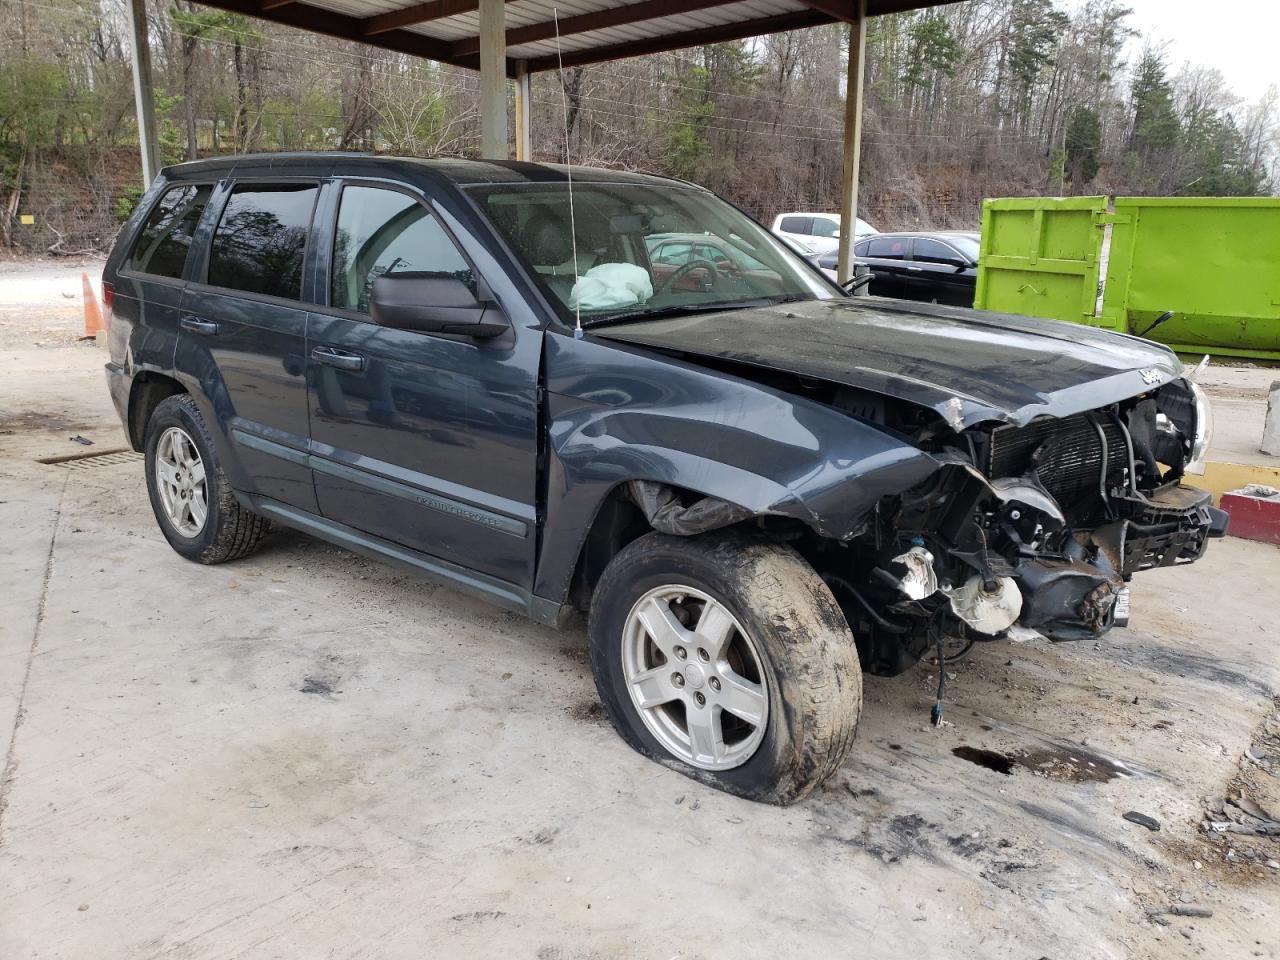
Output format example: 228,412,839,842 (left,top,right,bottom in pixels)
144,394,269,564
588,531,862,804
